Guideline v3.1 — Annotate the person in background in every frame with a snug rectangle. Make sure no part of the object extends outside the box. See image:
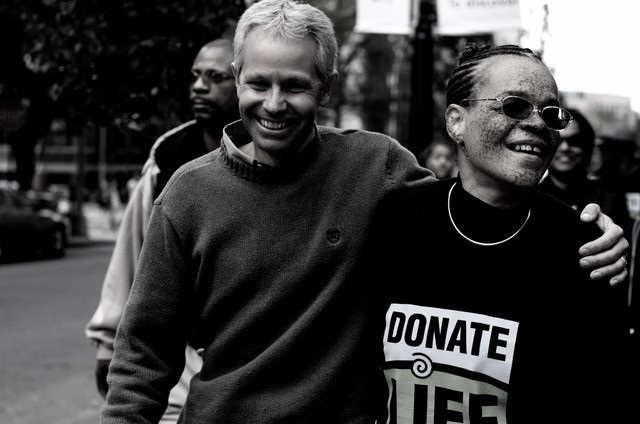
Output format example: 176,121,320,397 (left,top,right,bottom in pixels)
85,38,239,423
368,43,633,424
596,128,640,396
100,2,628,422
537,107,632,230
538,110,638,366
419,137,457,179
